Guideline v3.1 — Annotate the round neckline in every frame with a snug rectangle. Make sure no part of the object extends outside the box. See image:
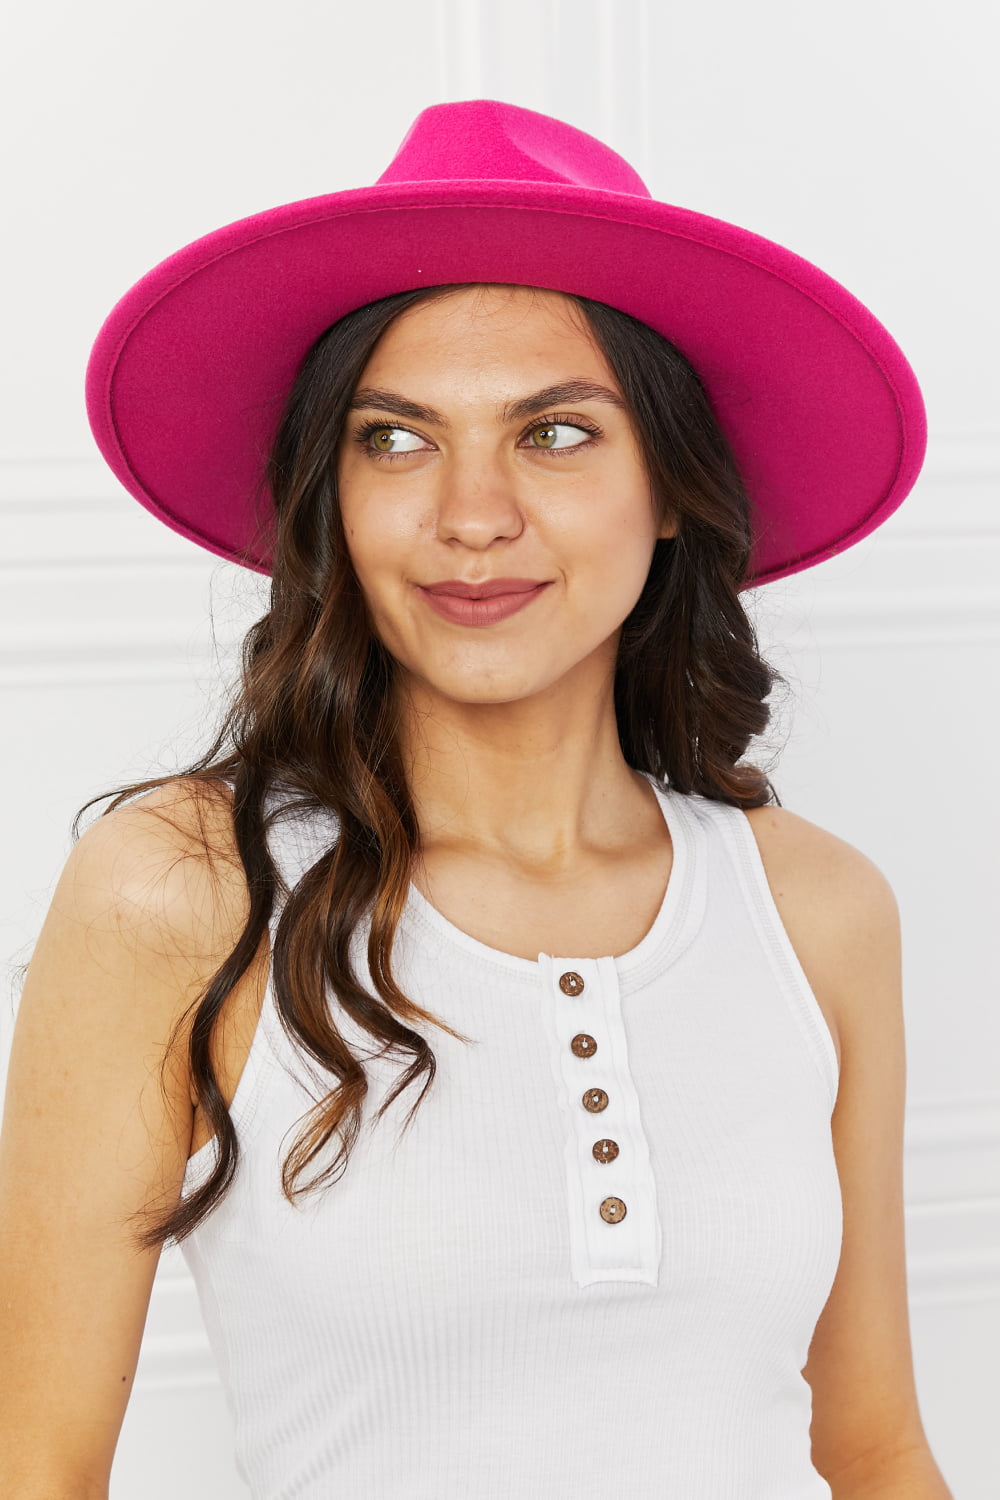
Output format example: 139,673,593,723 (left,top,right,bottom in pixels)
398,771,700,988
